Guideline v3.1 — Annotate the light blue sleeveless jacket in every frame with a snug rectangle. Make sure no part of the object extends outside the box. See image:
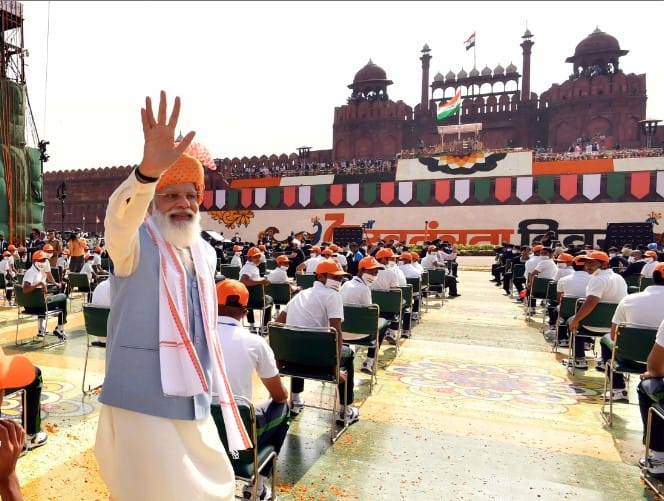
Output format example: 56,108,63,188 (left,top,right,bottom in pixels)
99,225,212,419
